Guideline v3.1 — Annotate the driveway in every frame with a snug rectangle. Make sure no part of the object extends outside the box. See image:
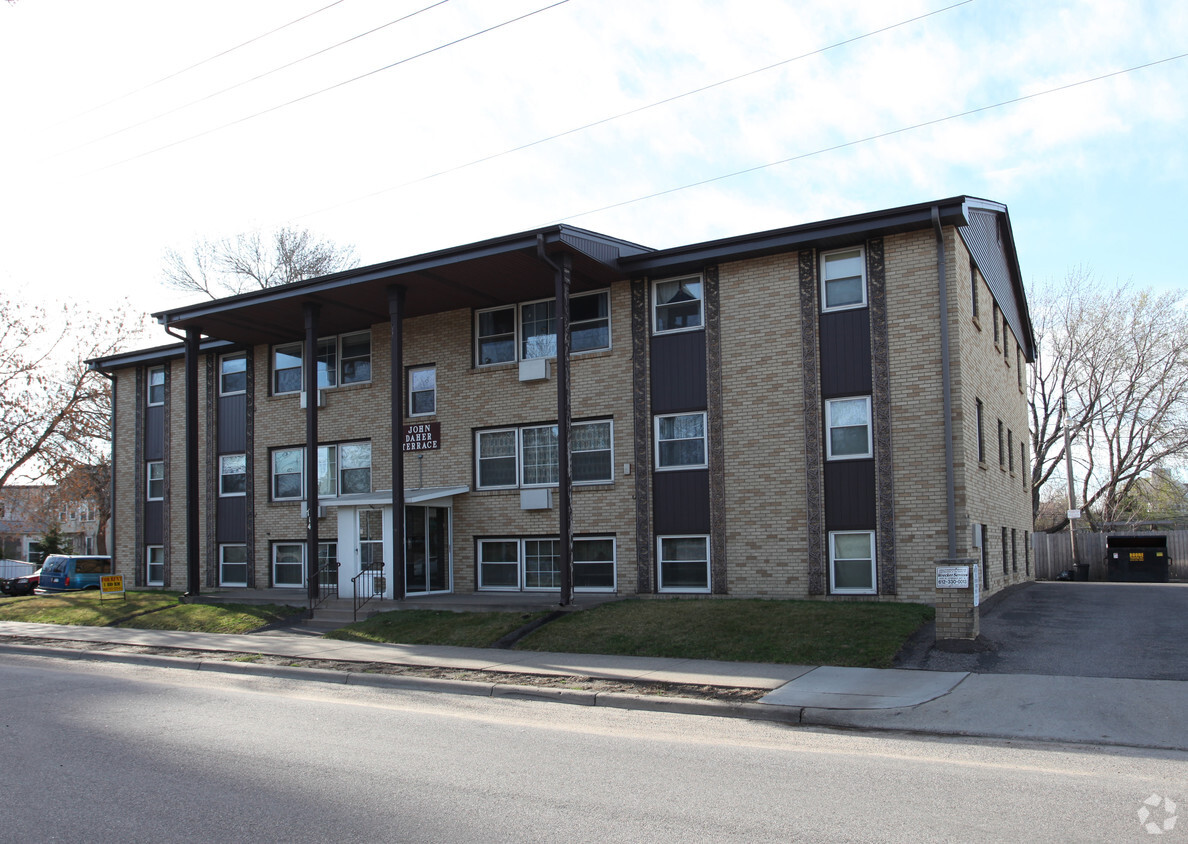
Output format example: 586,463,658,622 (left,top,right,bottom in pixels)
901,581,1188,680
